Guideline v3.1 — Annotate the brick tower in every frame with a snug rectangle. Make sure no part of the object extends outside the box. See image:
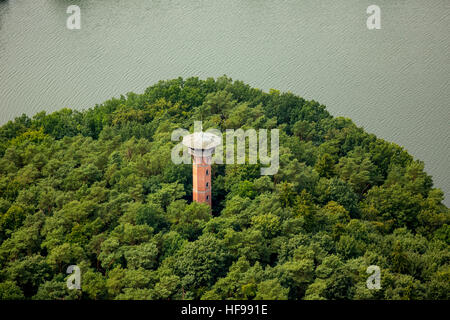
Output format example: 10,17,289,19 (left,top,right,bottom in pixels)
182,132,221,207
